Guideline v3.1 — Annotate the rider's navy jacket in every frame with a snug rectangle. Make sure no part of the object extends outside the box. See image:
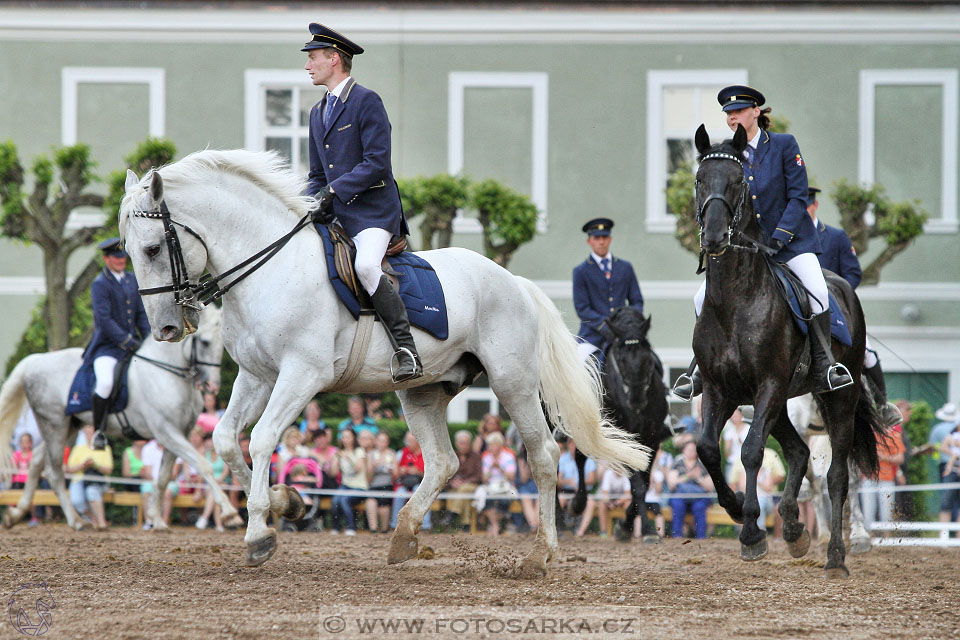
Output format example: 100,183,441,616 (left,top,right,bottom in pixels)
85,268,151,361
743,129,820,260
573,256,644,349
306,78,408,239
815,219,862,289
